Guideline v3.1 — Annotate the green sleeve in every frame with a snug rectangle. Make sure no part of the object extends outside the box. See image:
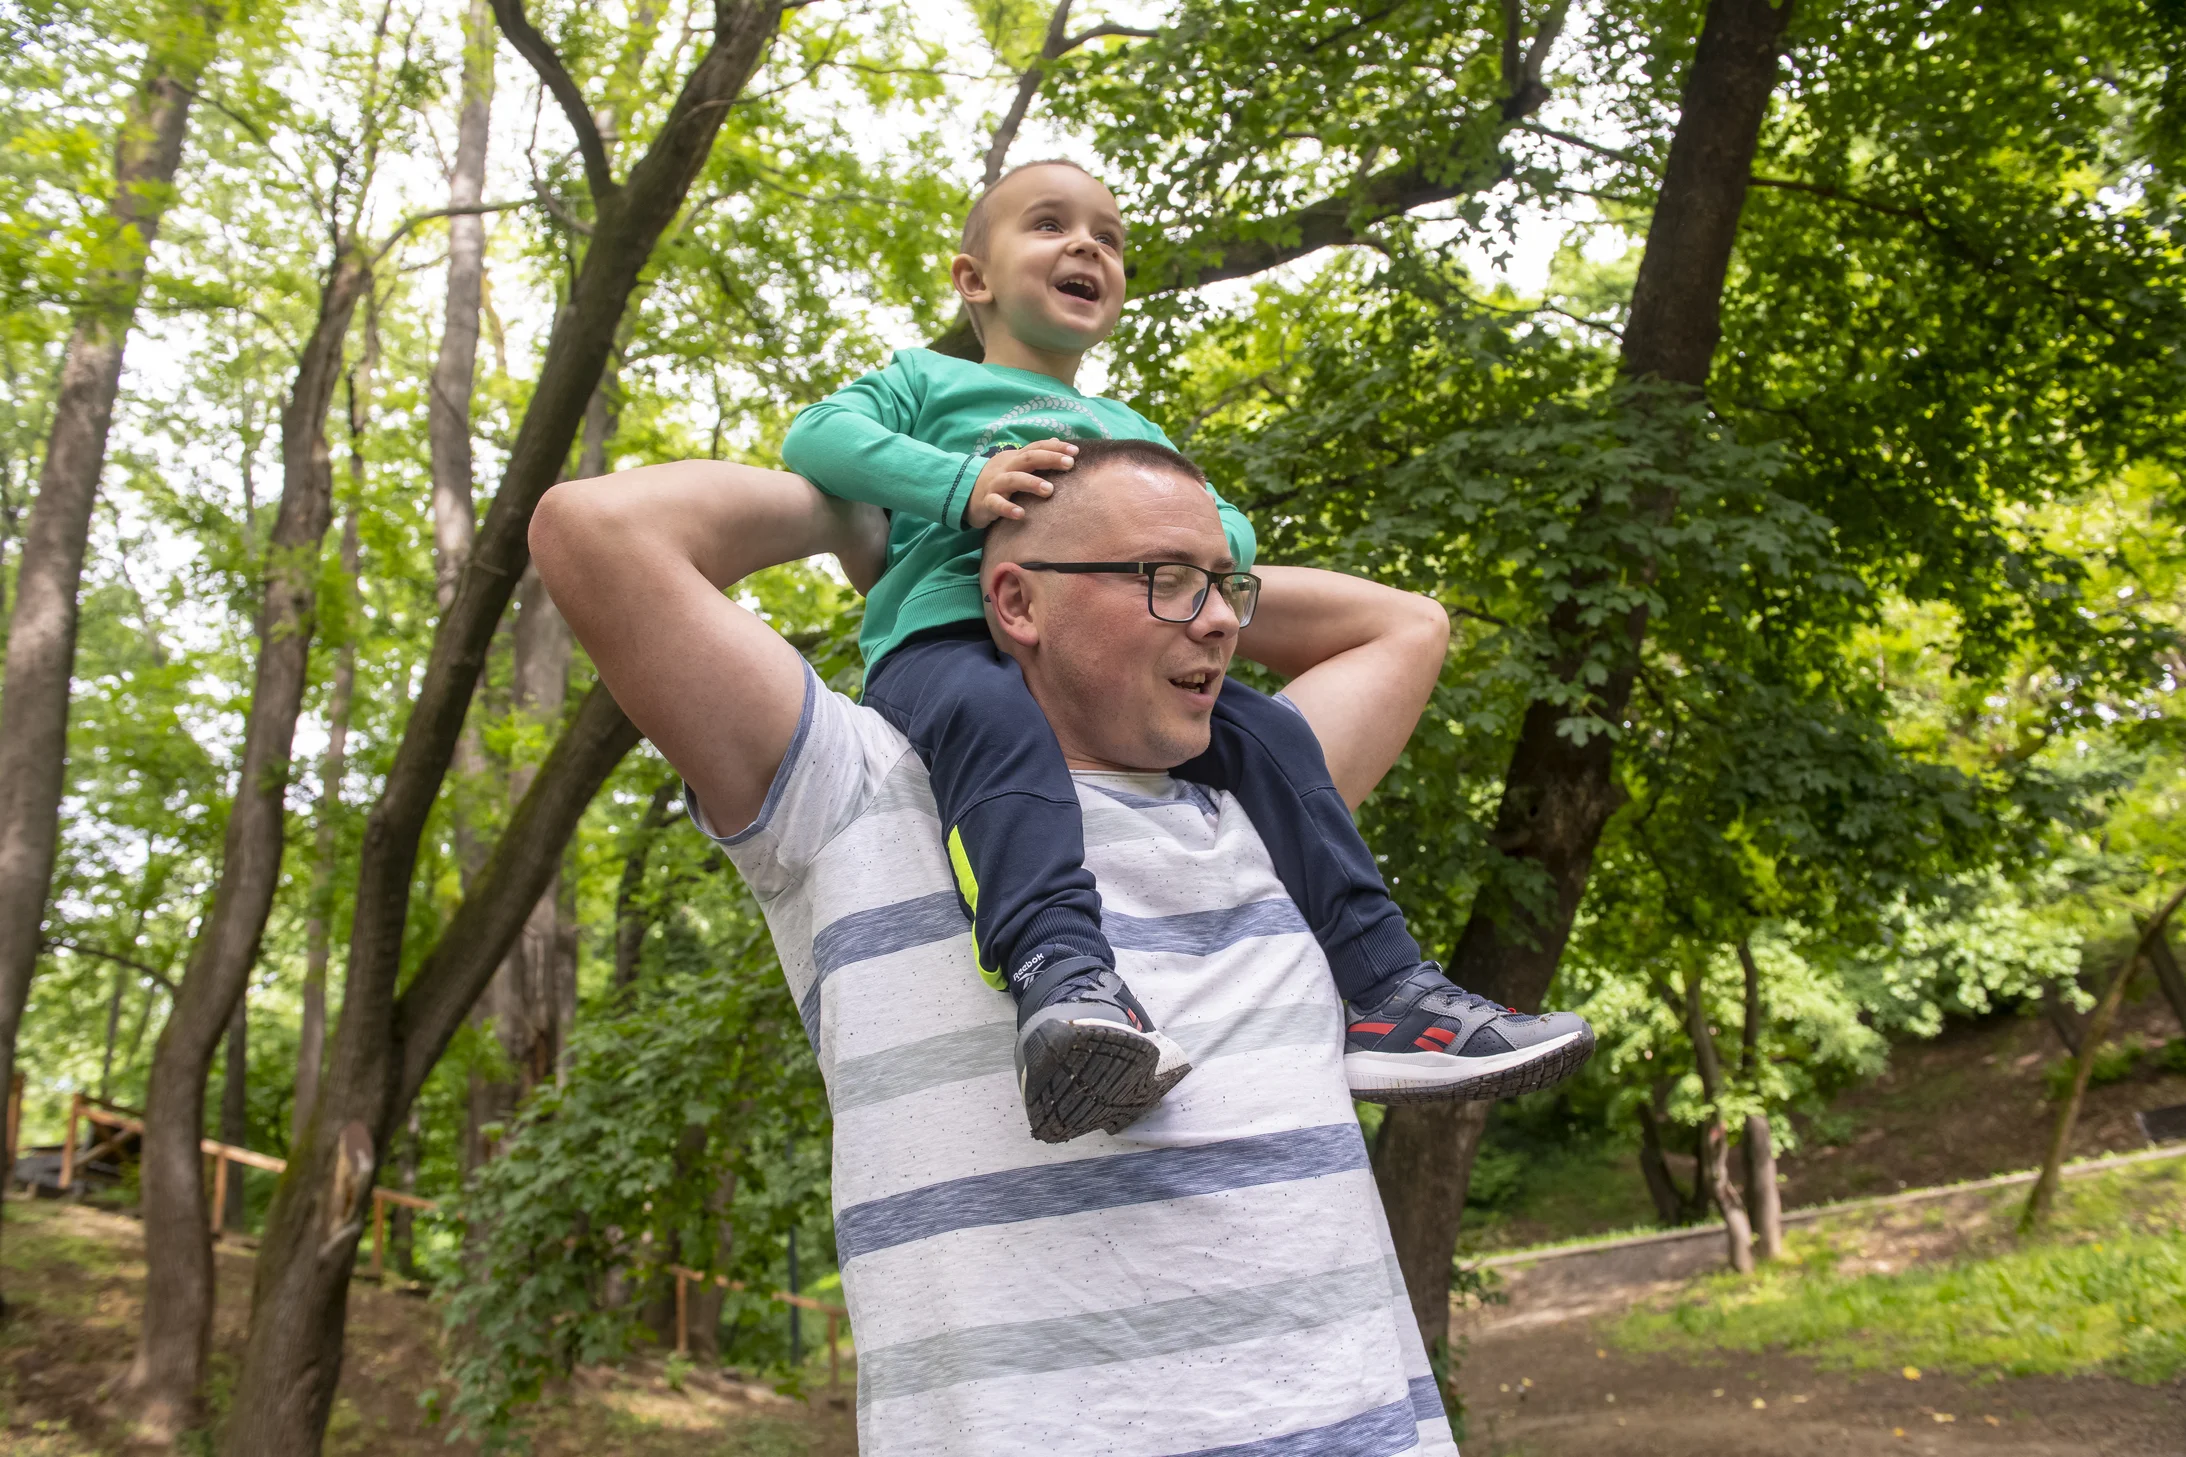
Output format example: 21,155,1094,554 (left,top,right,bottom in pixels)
781,356,984,528
1213,491,1257,573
